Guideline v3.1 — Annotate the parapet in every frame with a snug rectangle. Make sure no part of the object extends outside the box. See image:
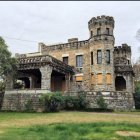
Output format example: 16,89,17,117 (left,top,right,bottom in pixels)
114,44,131,53
88,15,114,29
68,38,78,43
